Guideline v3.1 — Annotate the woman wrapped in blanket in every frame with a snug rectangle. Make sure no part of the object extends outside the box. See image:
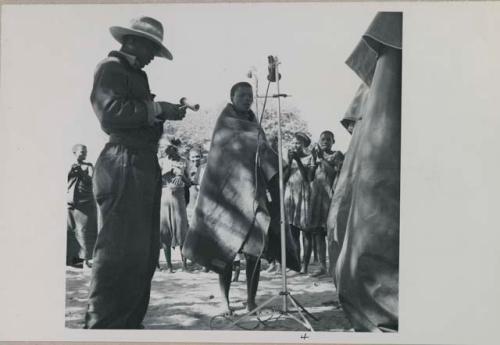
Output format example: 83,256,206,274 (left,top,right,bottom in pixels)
183,81,301,316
